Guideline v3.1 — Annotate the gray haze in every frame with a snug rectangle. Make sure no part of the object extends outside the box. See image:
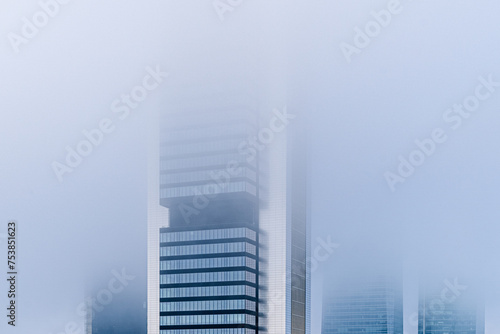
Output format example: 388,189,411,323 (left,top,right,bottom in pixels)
1,0,500,333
